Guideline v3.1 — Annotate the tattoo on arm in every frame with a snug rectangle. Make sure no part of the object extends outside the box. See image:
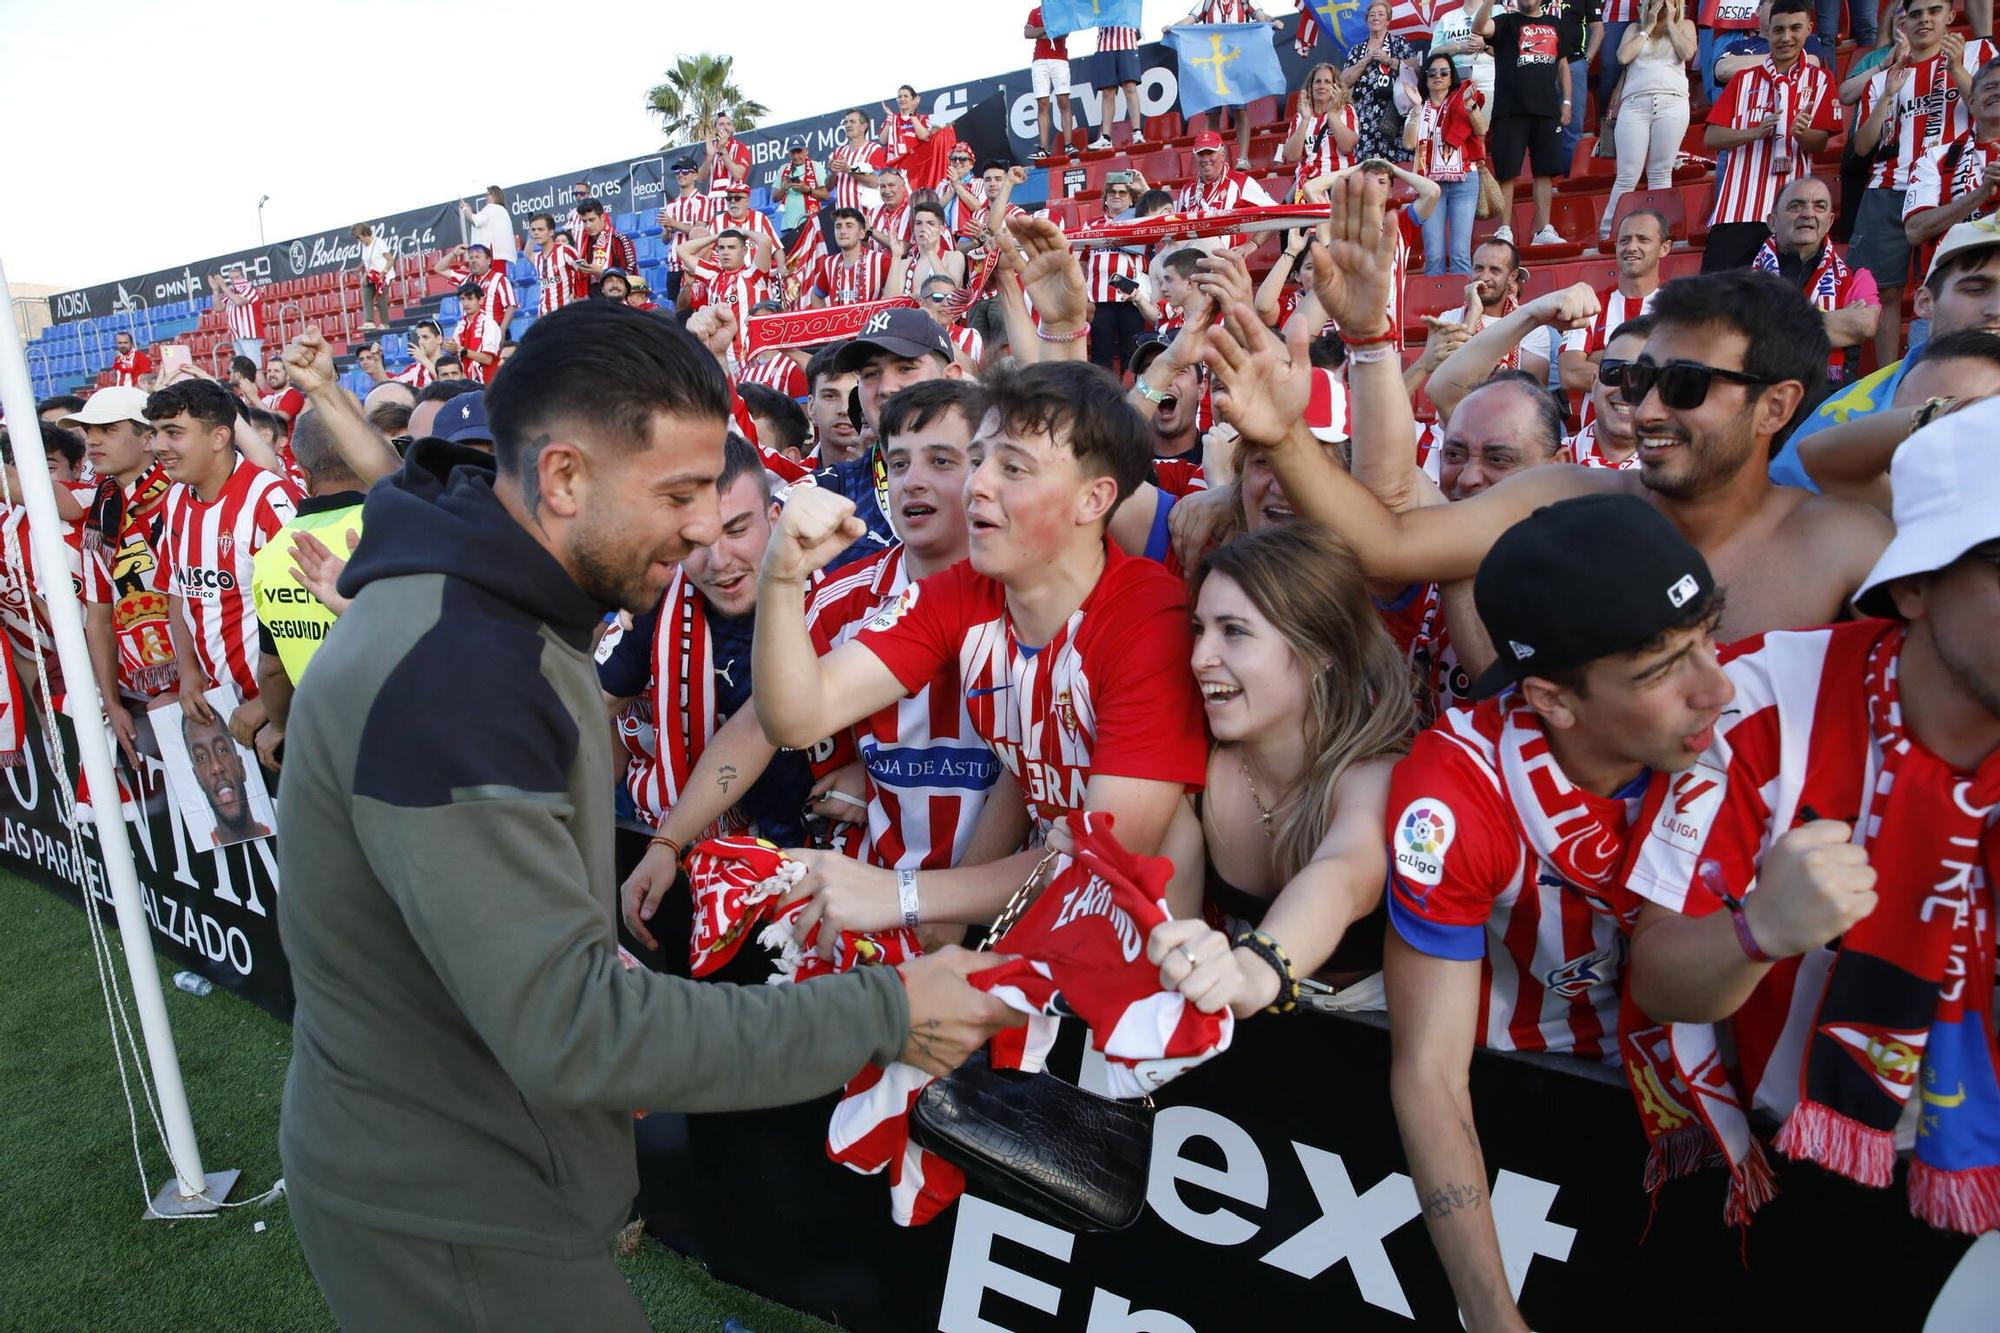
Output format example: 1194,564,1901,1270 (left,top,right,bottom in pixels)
909,1017,942,1062
1420,1181,1488,1220
716,763,739,796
